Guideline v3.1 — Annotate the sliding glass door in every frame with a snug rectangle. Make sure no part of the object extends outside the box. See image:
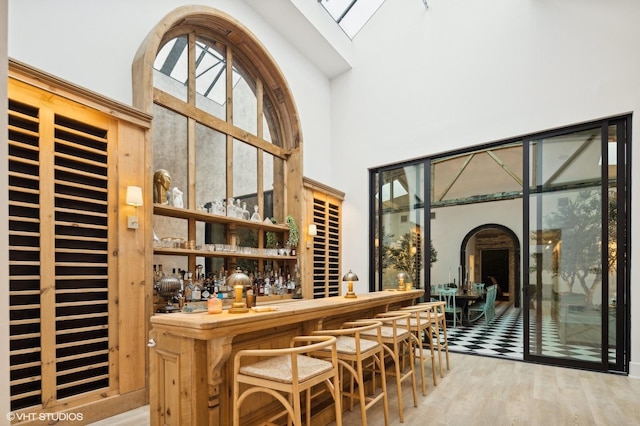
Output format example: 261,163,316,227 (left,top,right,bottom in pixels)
370,115,629,373
371,163,426,292
524,120,628,371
